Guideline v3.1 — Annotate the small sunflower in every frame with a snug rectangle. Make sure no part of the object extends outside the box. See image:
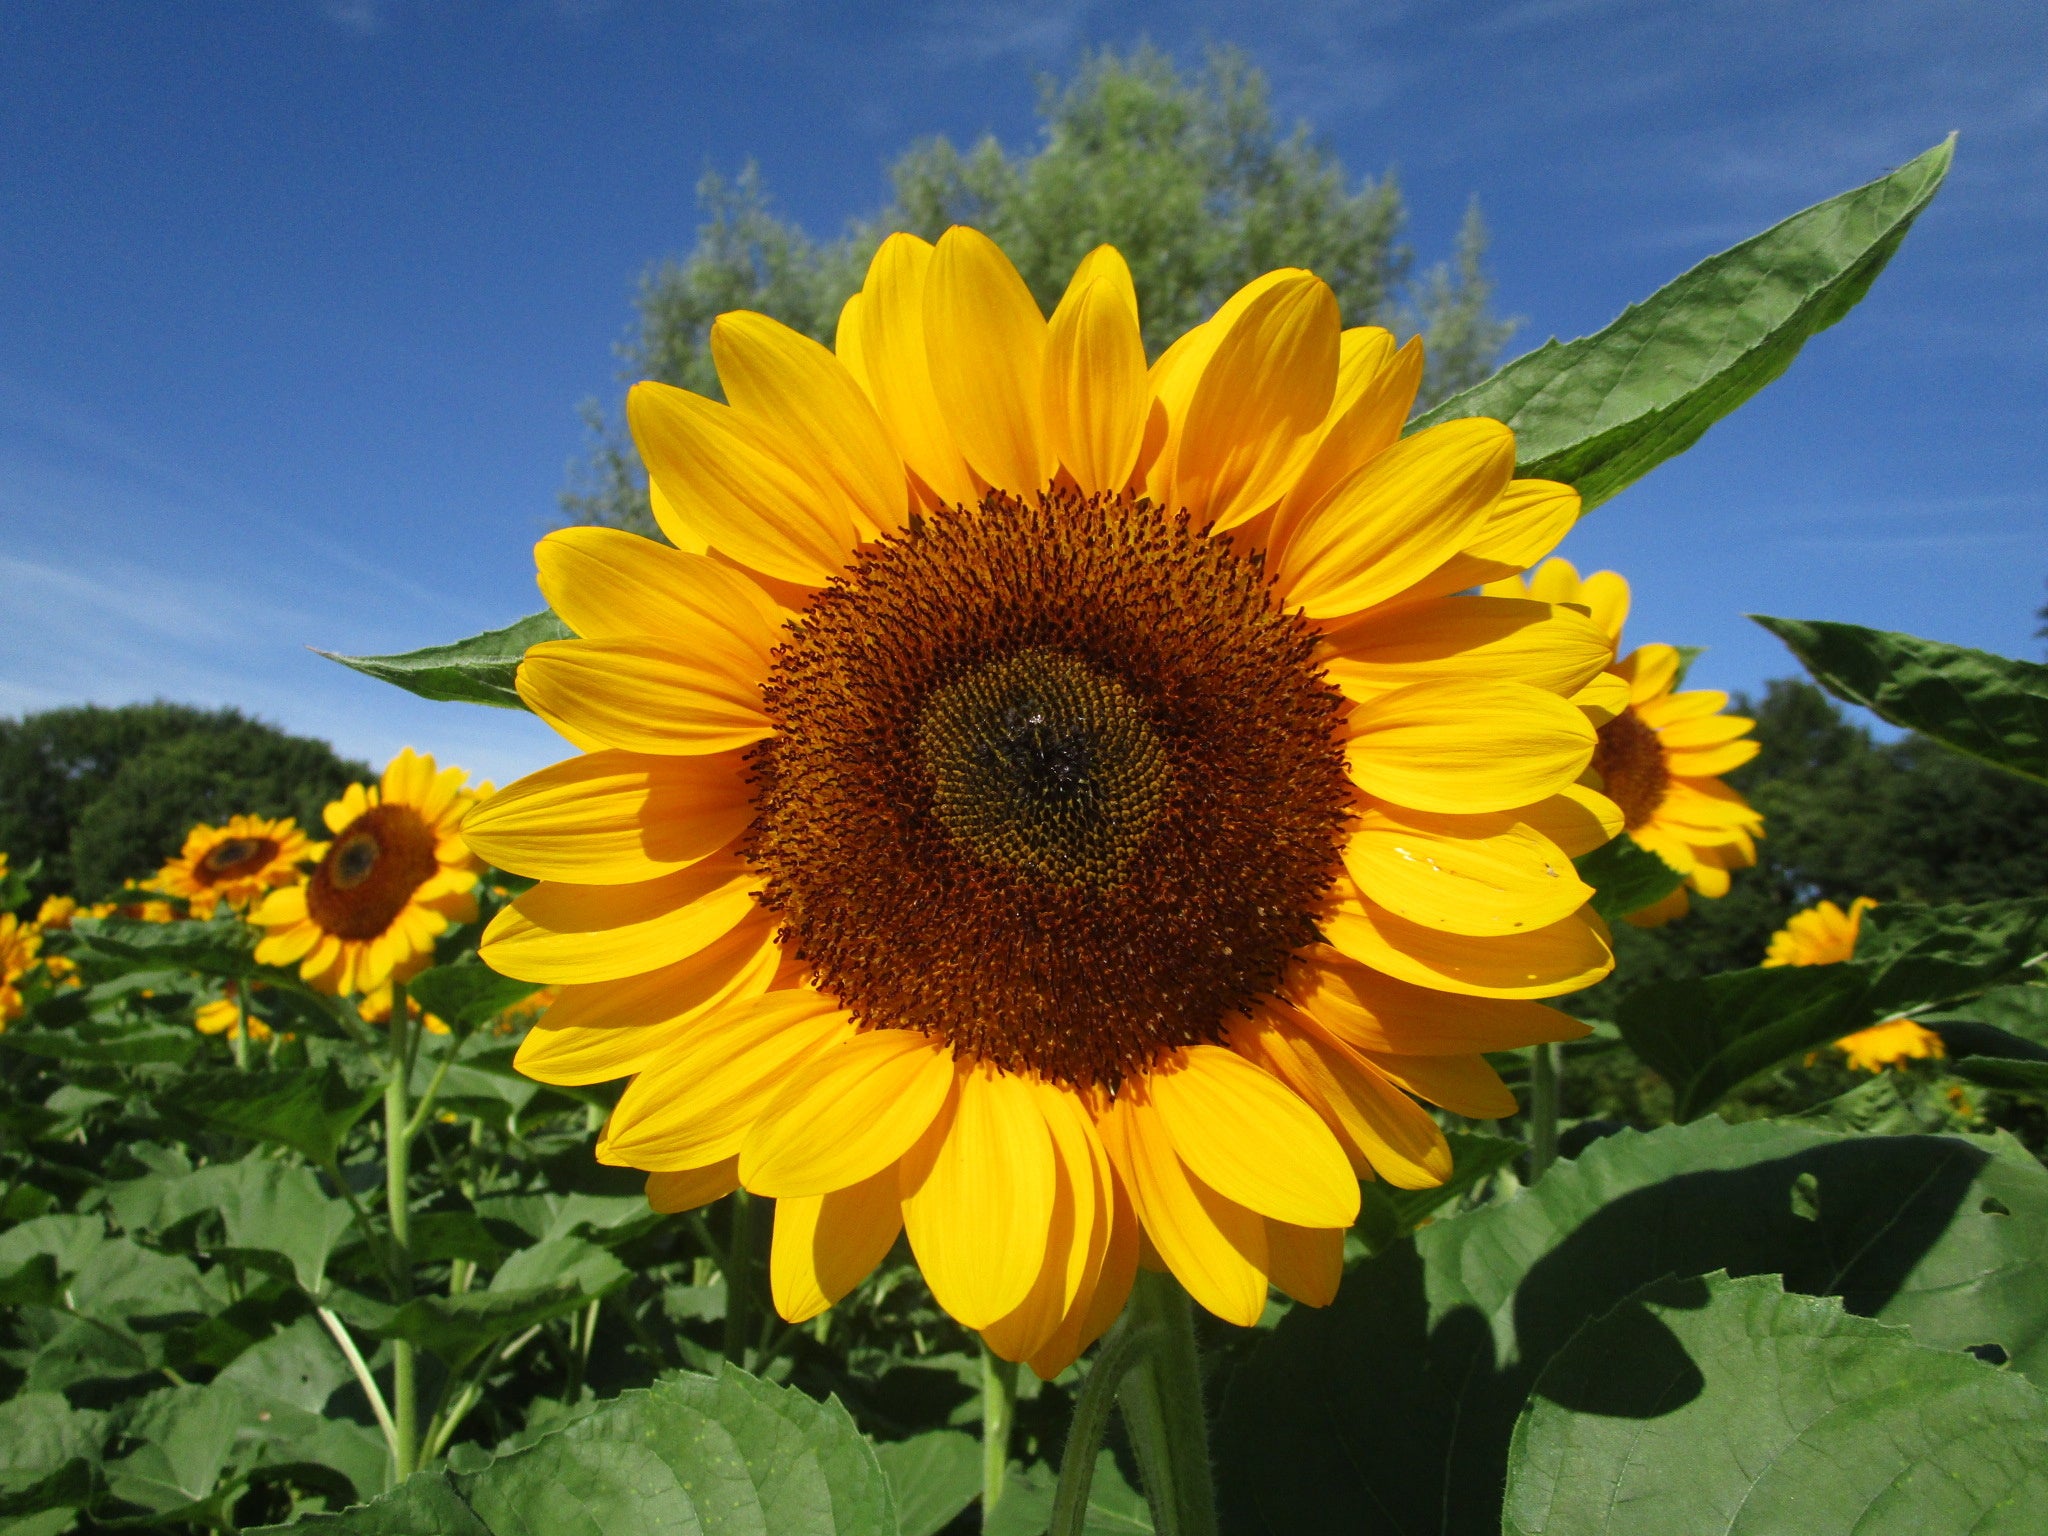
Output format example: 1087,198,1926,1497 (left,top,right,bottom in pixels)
1762,896,1946,1071
1486,558,1763,927
195,983,273,1043
470,230,1620,1372
359,980,451,1035
156,814,316,918
253,750,486,996
36,896,79,930
0,913,41,1027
